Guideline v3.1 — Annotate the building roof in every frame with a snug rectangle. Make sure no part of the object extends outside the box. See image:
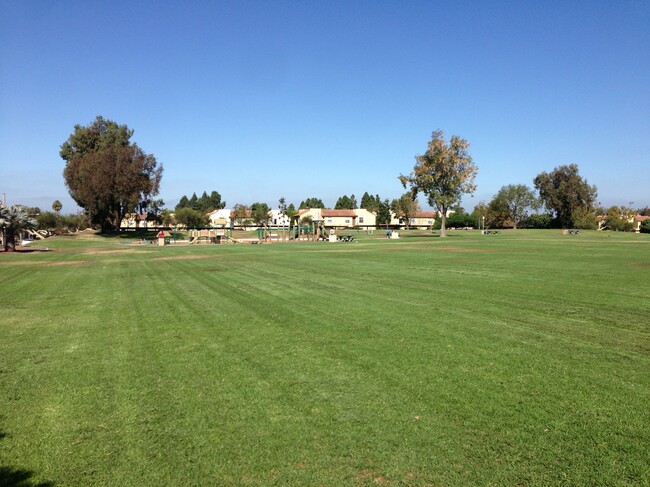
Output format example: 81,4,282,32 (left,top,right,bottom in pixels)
322,210,356,217
414,212,437,218
635,215,650,222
